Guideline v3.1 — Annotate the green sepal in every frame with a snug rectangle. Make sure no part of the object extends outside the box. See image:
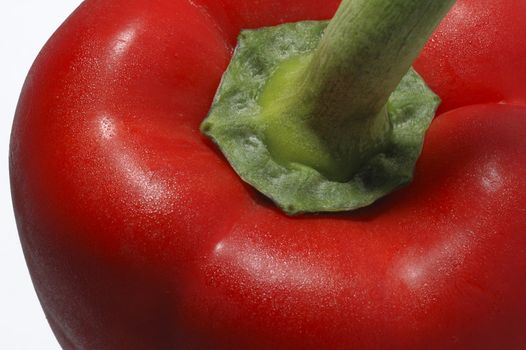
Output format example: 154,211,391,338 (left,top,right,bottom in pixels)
201,21,440,215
